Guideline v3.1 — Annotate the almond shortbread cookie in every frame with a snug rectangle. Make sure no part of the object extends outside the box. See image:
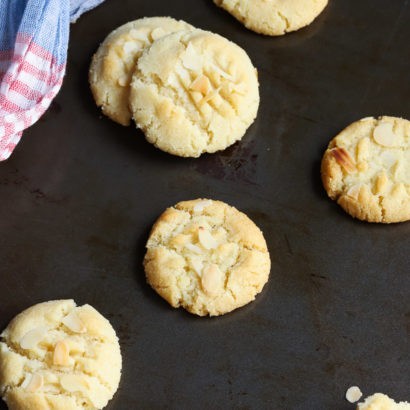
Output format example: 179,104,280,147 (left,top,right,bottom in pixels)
0,300,122,410
144,199,271,316
321,116,410,223
357,393,410,409
130,29,260,157
213,0,328,36
89,17,193,125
